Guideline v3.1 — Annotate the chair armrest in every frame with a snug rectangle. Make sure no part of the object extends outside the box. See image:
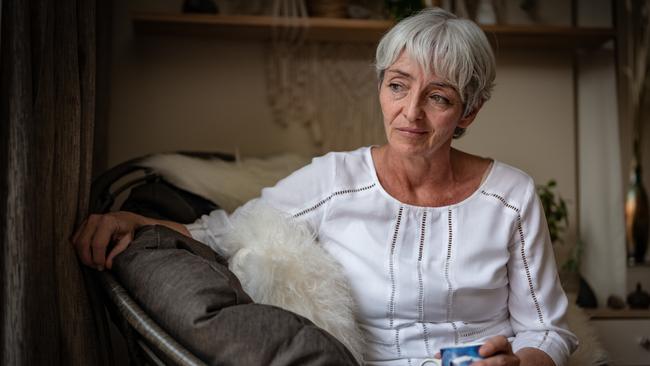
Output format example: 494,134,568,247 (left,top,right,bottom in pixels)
99,271,207,366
